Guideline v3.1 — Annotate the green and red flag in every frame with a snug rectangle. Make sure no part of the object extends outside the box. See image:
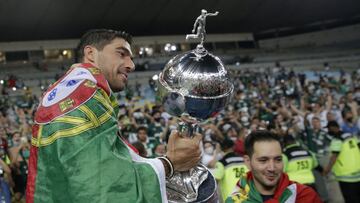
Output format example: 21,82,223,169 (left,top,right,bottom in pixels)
26,63,167,203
